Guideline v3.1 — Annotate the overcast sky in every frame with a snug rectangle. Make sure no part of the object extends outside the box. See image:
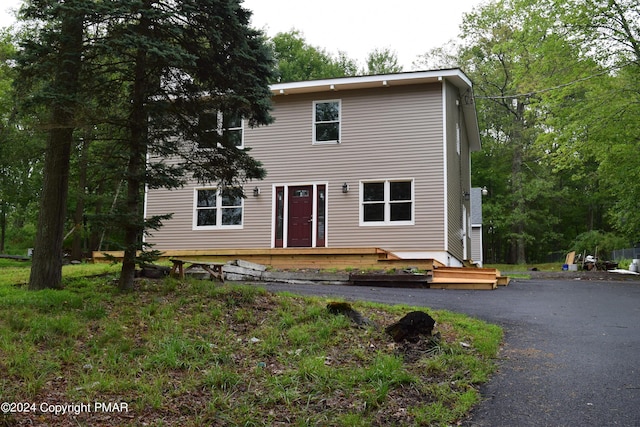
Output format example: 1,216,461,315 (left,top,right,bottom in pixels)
242,0,483,70
0,0,483,70
0,1,18,28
